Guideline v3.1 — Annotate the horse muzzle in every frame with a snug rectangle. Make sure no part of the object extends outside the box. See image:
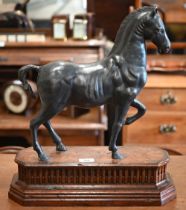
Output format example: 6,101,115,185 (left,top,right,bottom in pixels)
158,46,171,54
